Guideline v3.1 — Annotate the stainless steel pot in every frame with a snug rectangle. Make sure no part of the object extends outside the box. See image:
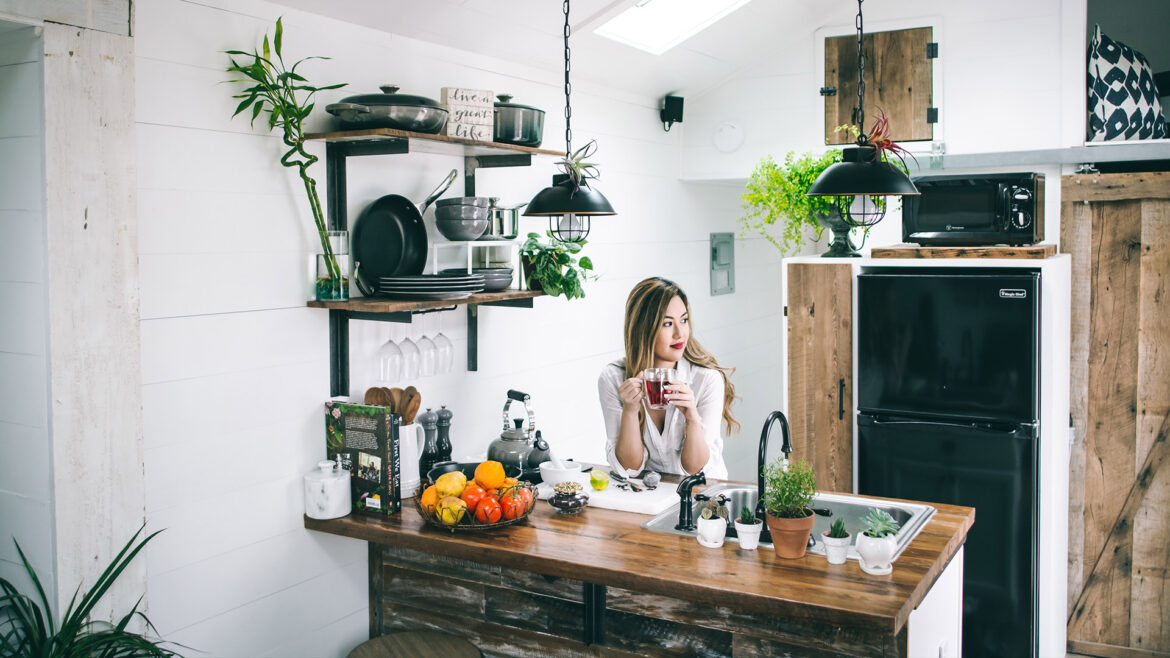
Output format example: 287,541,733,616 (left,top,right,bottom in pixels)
326,85,448,133
493,94,545,147
485,197,527,240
